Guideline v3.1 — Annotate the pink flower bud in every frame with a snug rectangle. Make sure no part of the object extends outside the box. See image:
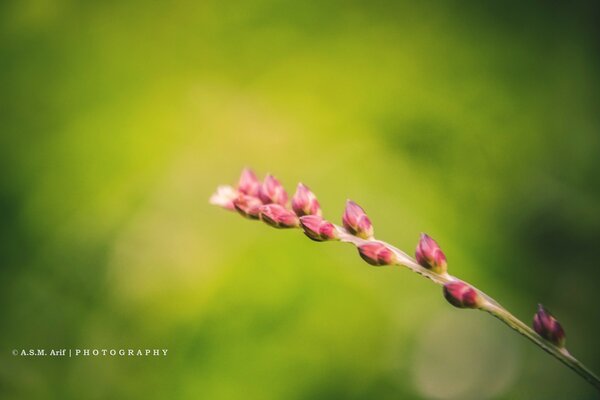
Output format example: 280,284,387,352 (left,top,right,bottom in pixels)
238,168,261,197
358,242,396,266
533,304,566,348
291,183,321,217
443,281,481,309
415,233,448,274
259,174,288,206
259,204,299,228
342,200,374,239
233,194,263,219
209,185,238,211
299,215,338,241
